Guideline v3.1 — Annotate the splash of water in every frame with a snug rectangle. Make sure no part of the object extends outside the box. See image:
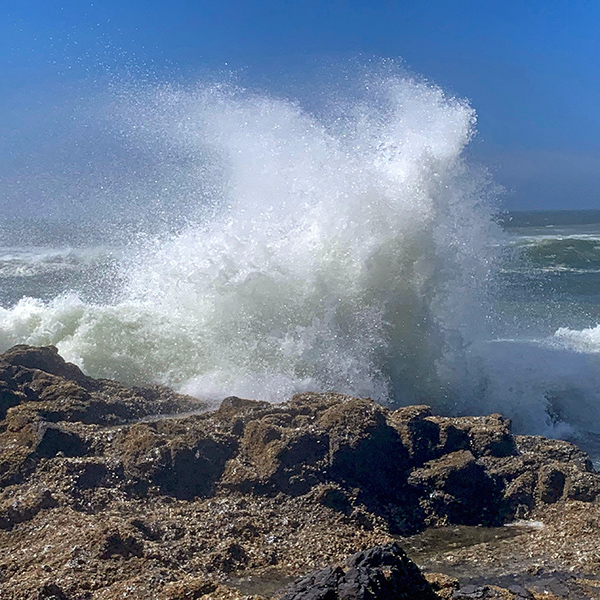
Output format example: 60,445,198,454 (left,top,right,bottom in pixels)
1,71,502,414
